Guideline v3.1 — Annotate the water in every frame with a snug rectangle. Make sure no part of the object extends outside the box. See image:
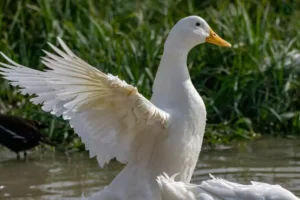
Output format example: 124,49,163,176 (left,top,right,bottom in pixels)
0,138,299,199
